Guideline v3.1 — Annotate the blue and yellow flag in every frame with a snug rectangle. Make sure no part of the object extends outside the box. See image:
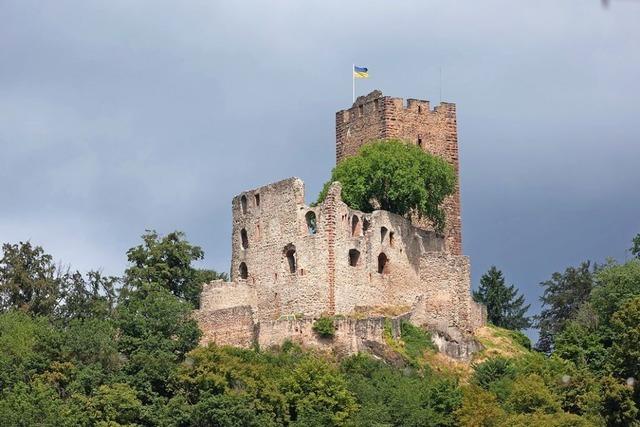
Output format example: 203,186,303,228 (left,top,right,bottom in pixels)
353,65,369,78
